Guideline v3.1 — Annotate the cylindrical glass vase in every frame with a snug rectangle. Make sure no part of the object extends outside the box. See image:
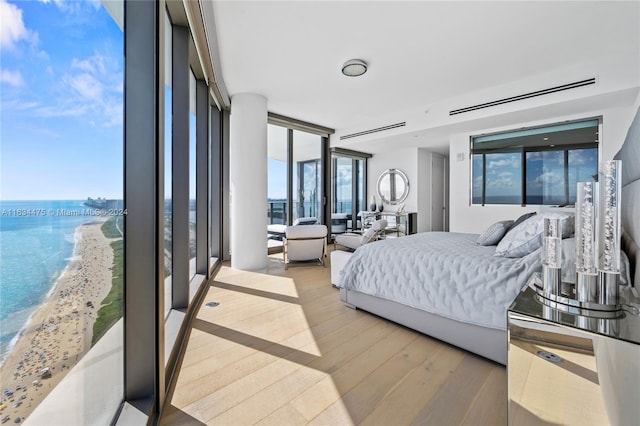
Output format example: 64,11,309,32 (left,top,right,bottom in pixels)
542,216,562,297
575,181,598,303
597,160,622,305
